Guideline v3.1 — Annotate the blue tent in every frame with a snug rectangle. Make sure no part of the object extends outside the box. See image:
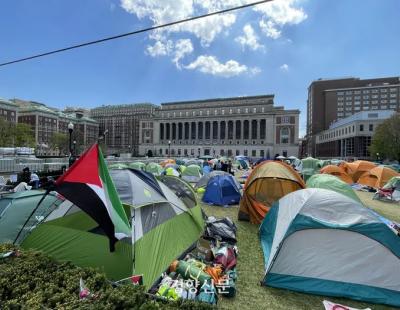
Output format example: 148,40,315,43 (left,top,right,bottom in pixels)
202,174,241,206
203,165,212,174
